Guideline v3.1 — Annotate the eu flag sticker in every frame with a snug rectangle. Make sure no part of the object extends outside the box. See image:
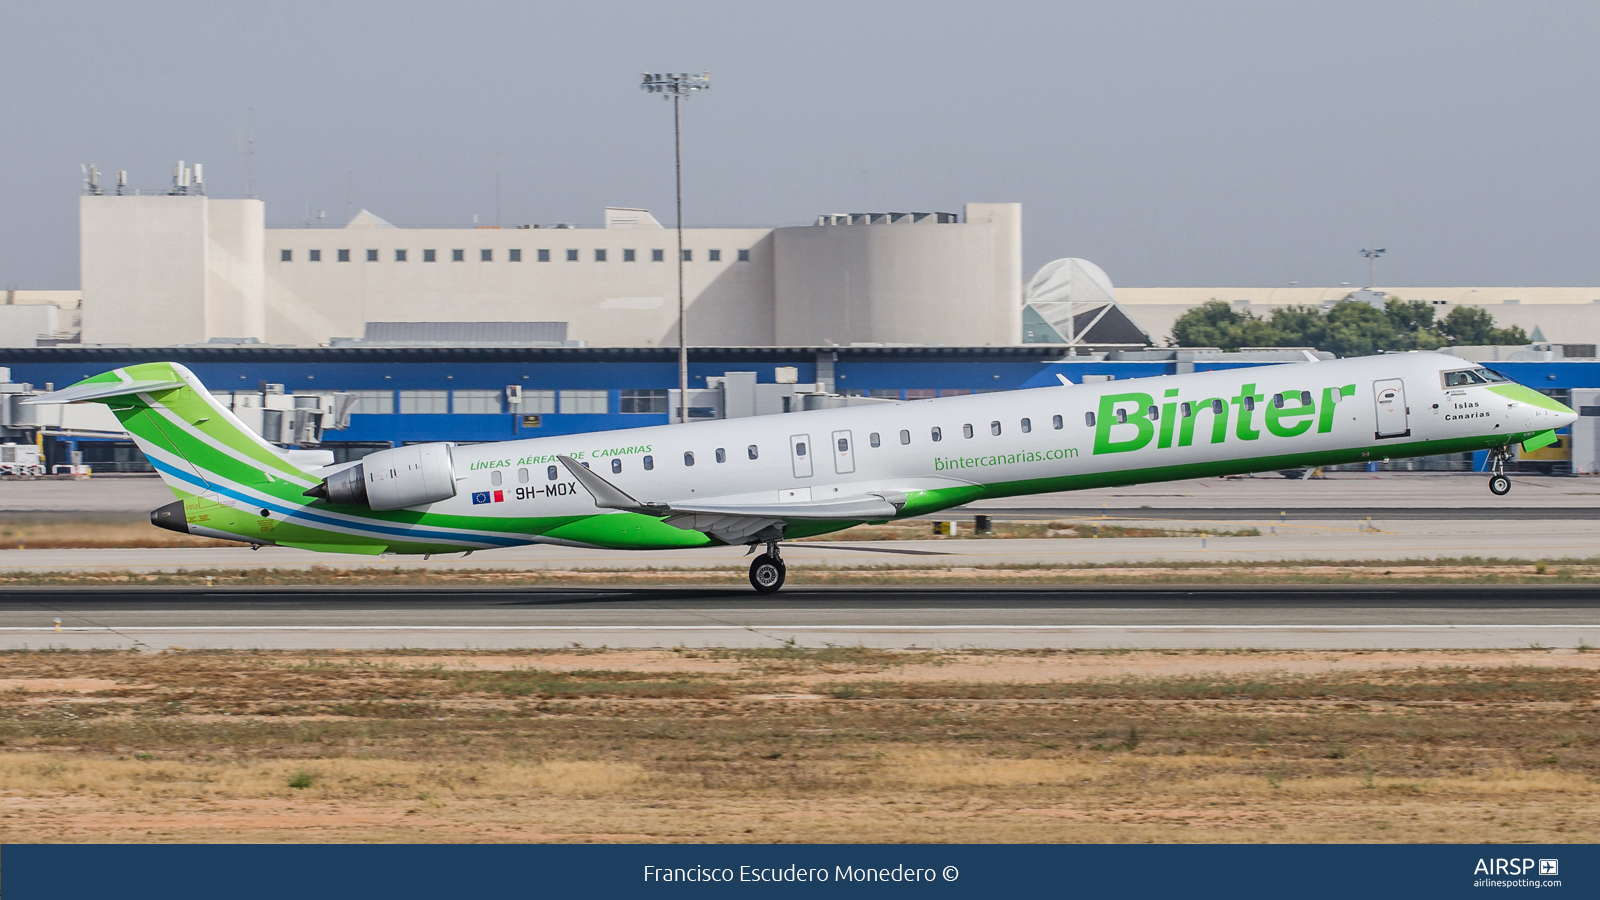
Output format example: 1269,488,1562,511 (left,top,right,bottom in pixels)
471,491,491,505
